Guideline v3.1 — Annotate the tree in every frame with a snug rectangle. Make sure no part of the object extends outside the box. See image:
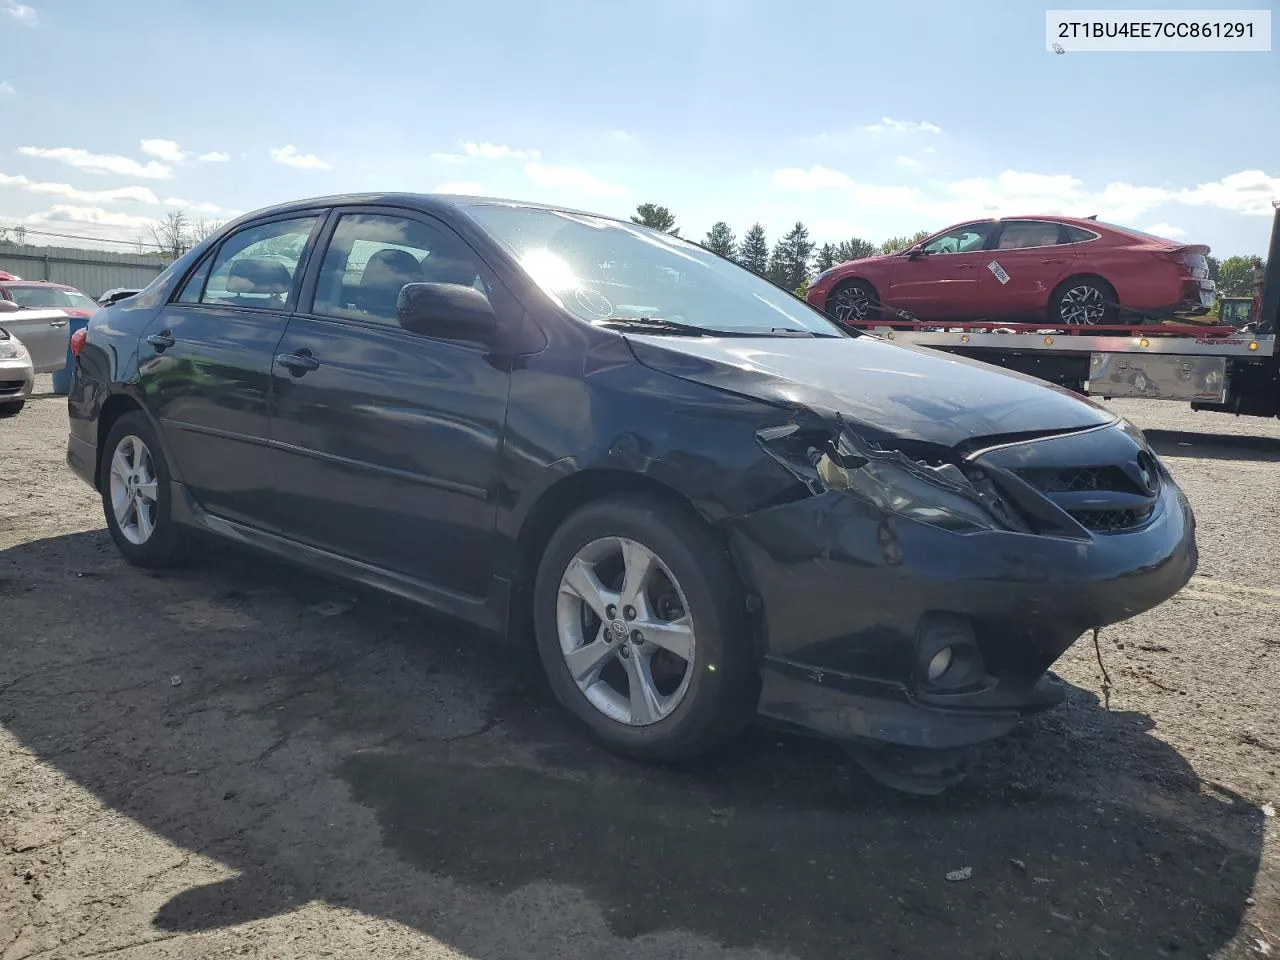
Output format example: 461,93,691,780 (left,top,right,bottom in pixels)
766,240,789,287
190,218,225,245
880,229,930,255
814,243,838,273
151,210,192,260
1216,255,1265,297
703,221,736,259
833,237,877,264
737,223,769,275
774,221,814,291
630,203,679,235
